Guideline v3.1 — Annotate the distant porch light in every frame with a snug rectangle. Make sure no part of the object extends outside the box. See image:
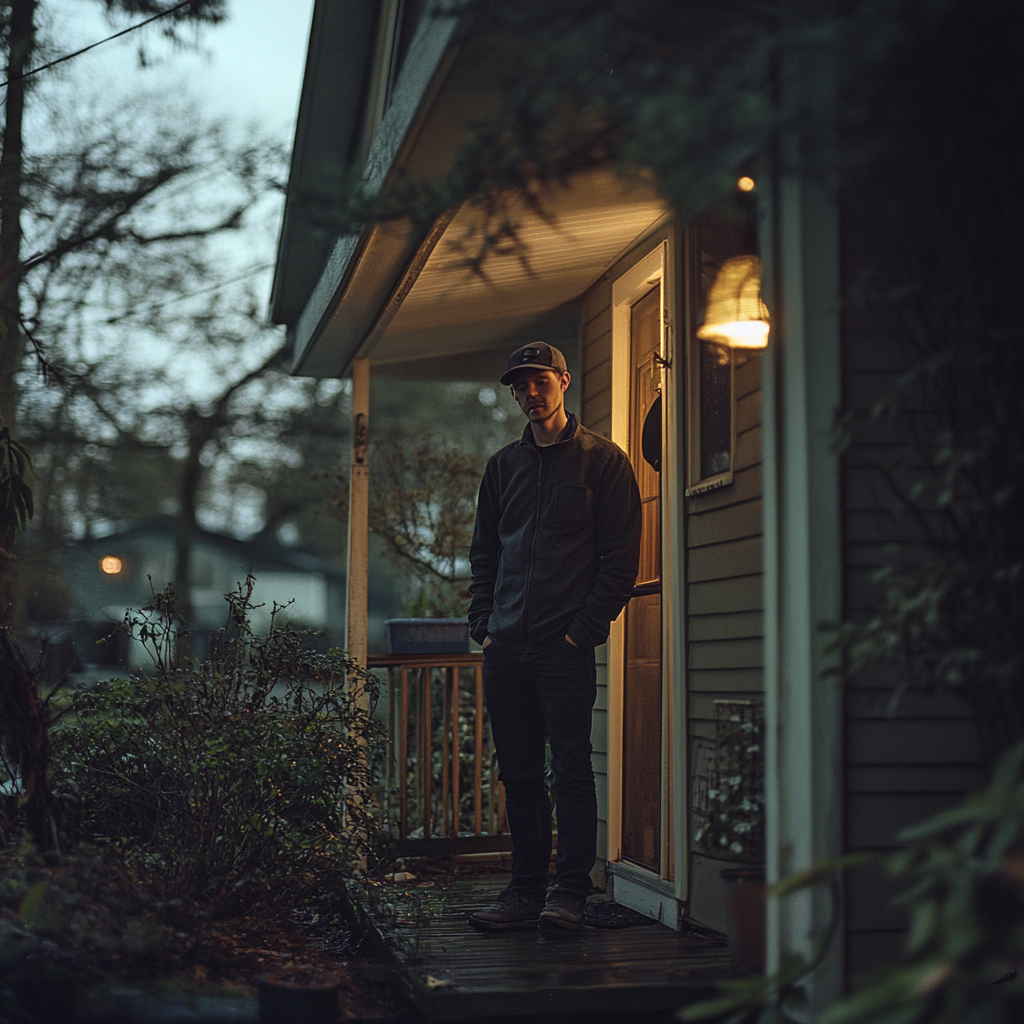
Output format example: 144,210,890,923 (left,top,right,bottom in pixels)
100,556,123,575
